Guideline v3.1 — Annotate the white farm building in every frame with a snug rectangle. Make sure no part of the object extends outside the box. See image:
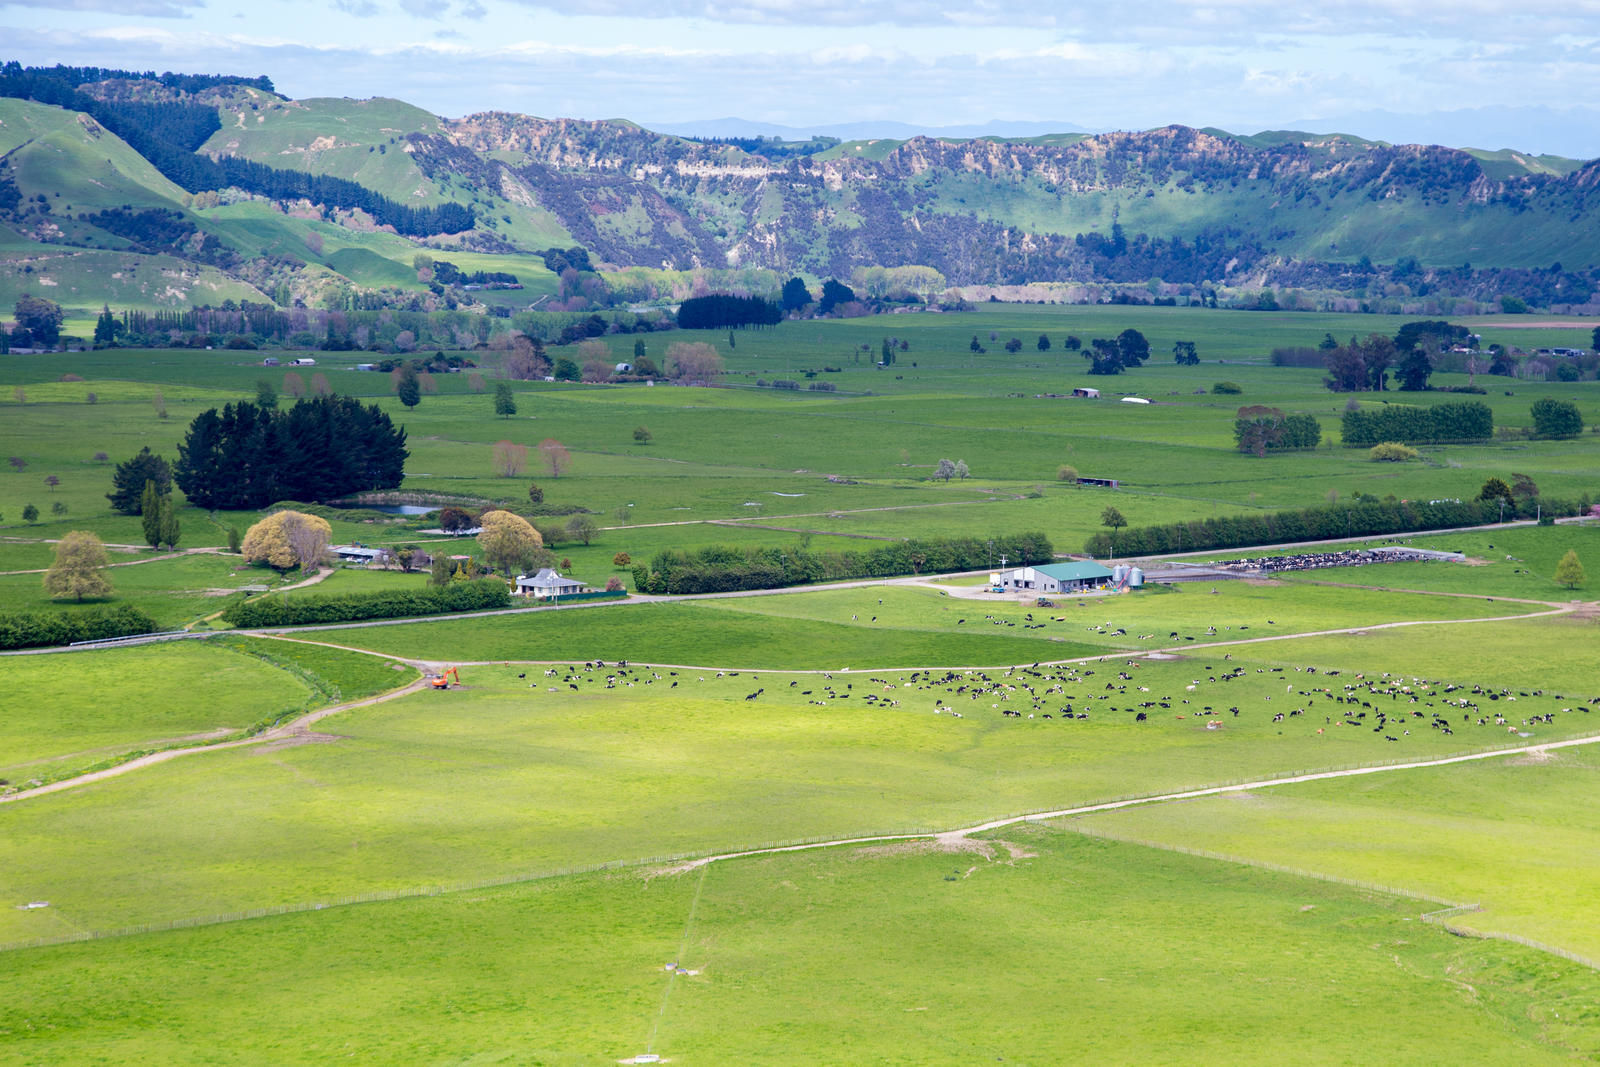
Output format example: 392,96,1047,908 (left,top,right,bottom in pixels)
995,561,1115,594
